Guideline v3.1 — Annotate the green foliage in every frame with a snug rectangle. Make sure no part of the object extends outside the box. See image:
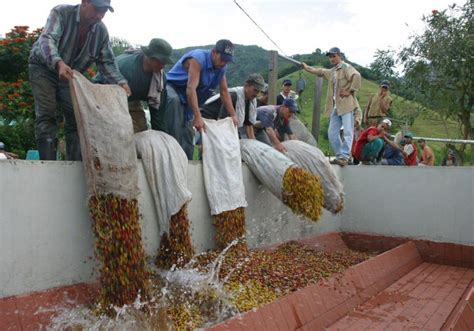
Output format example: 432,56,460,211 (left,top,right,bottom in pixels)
111,37,132,57
0,26,40,155
0,26,41,81
399,1,473,143
369,49,396,83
